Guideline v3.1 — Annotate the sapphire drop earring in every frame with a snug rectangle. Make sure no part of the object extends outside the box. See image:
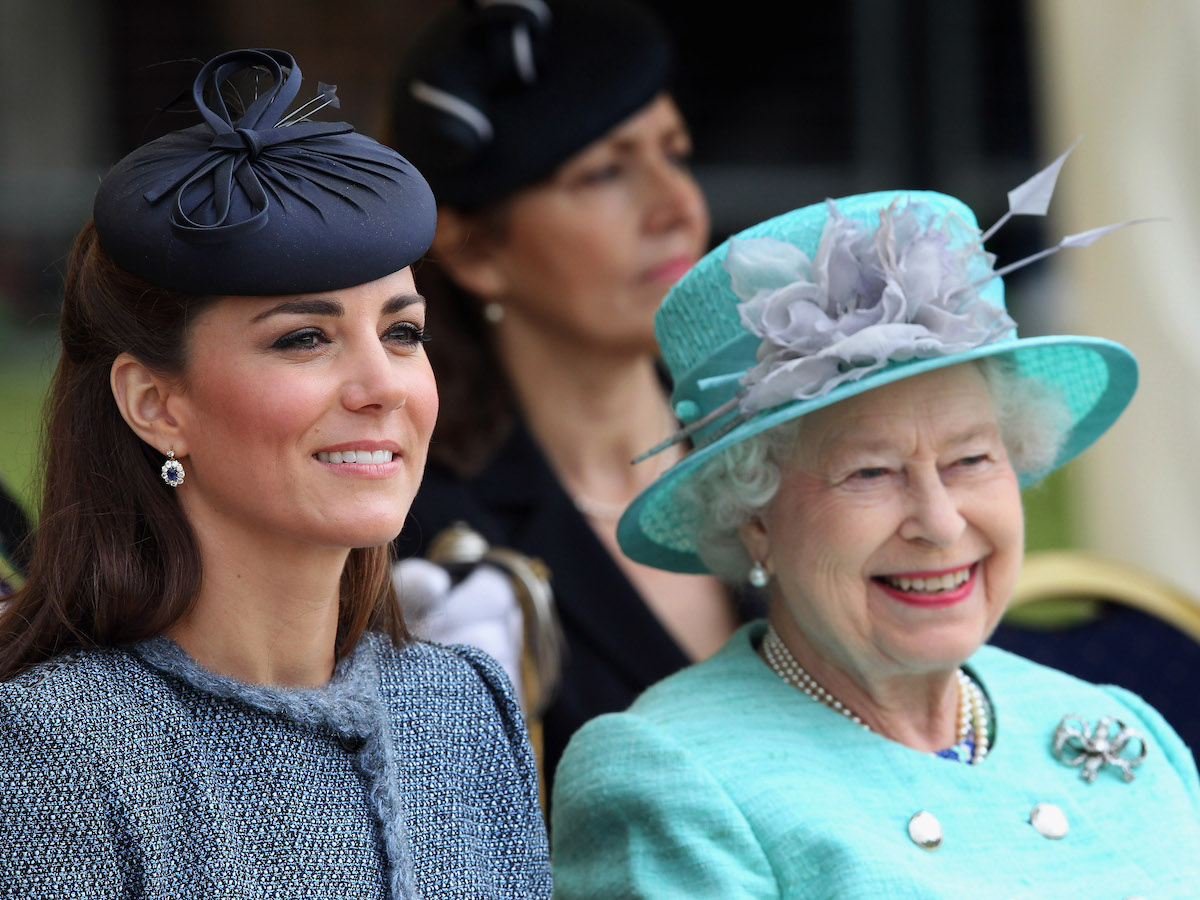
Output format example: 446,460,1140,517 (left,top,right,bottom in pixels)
161,449,185,487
